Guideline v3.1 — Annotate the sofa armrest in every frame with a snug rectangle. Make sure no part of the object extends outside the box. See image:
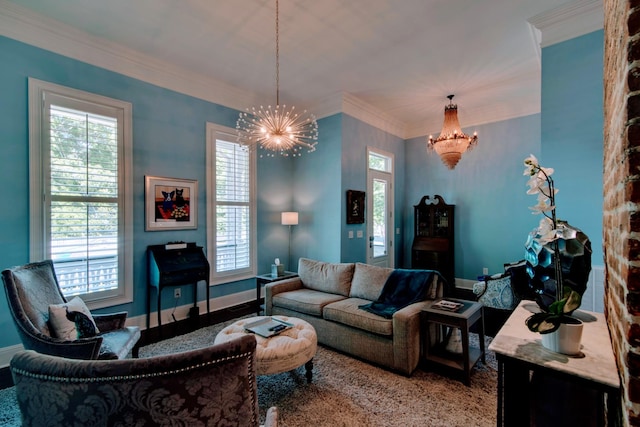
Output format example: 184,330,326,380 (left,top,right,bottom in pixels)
391,300,430,375
264,277,303,315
